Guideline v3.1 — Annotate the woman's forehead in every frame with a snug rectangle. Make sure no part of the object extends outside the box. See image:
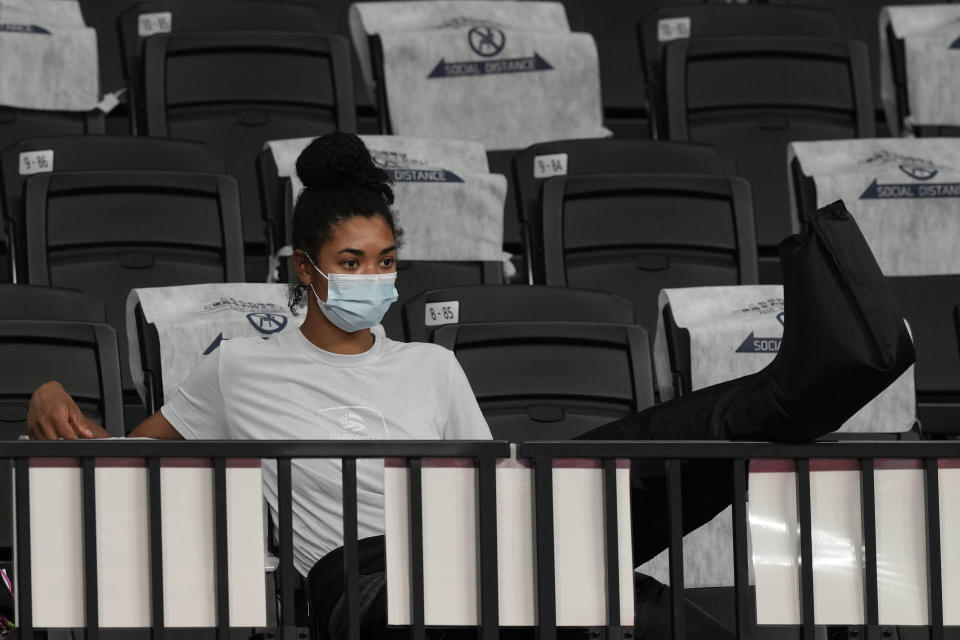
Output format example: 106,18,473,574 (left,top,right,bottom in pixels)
325,215,395,250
